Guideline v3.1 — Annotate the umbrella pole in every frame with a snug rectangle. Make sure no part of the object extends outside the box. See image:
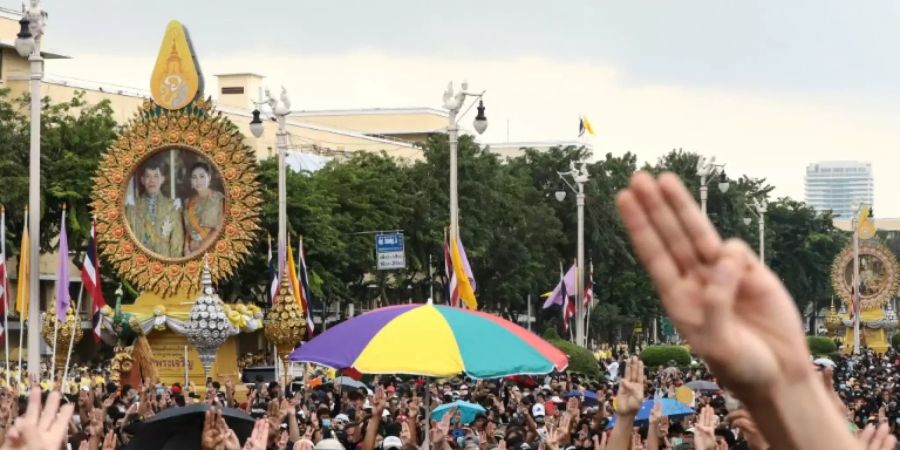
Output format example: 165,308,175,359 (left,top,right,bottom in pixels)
423,378,430,450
